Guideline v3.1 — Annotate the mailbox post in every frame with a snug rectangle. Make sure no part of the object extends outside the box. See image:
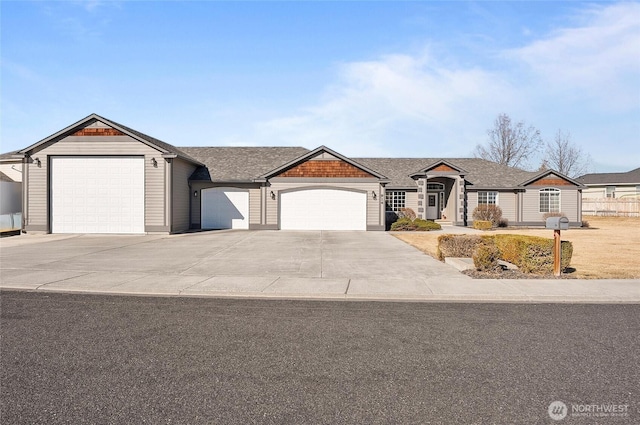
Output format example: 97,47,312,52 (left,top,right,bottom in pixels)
545,217,570,277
